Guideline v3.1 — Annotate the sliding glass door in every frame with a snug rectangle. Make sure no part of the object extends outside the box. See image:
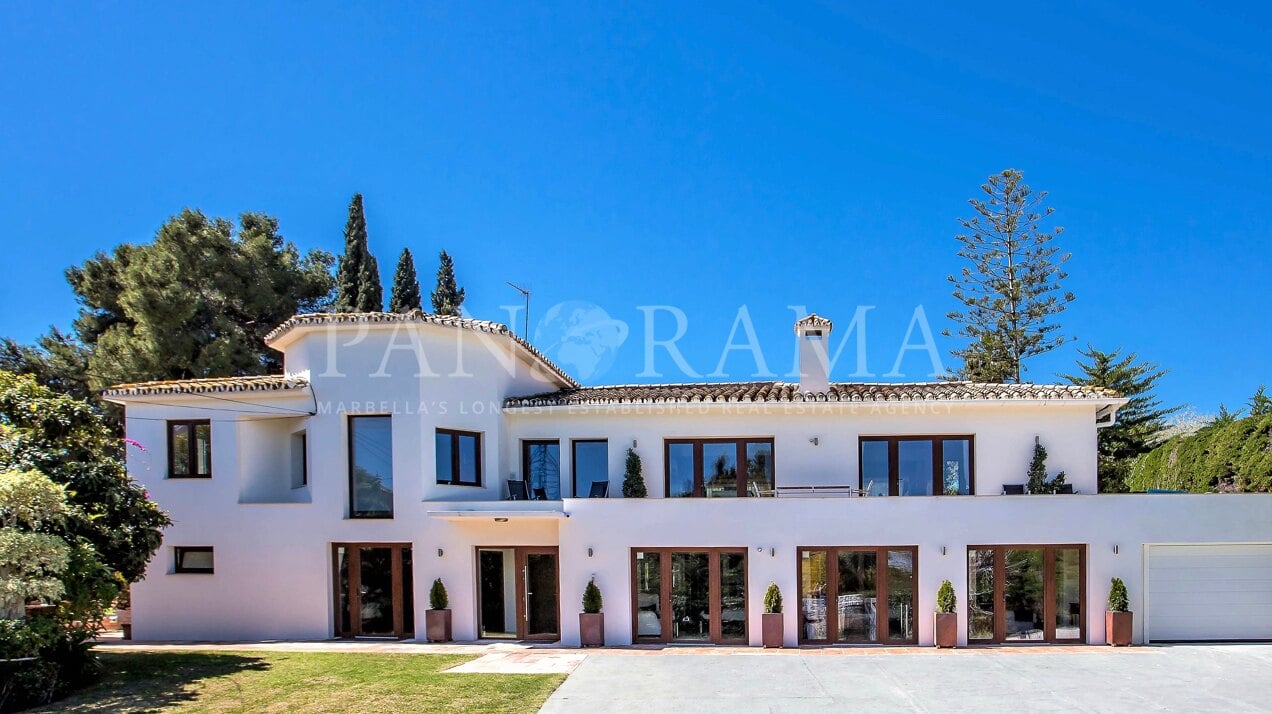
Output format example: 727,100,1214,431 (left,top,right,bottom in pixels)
967,545,1086,644
631,548,747,643
798,546,917,644
333,543,414,639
